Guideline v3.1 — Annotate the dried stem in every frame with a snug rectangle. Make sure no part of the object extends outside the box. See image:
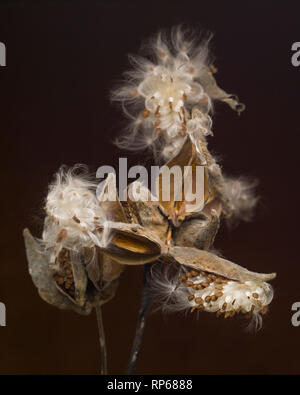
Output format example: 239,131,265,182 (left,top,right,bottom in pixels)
126,263,153,375
95,304,108,375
